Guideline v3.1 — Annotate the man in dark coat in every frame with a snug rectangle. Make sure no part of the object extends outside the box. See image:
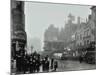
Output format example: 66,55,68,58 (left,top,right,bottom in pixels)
29,55,33,73
35,55,41,72
54,61,58,71
45,56,49,72
79,55,83,63
41,58,46,72
32,57,36,73
45,60,49,72
51,58,54,69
